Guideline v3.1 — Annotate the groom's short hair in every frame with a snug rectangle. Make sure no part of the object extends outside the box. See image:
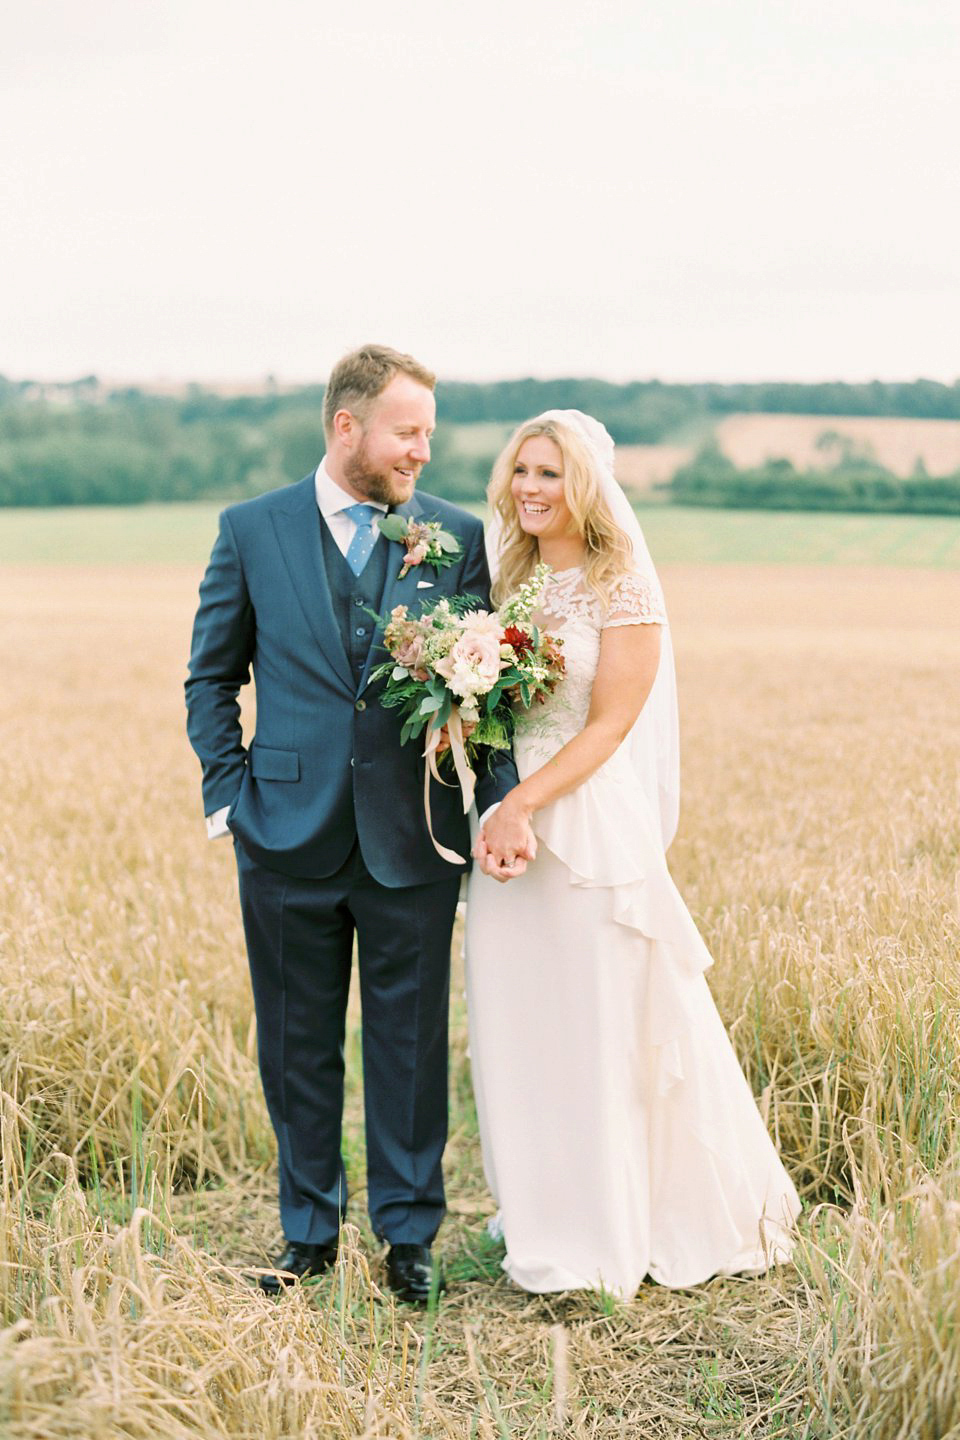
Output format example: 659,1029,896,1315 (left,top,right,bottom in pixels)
323,344,436,435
